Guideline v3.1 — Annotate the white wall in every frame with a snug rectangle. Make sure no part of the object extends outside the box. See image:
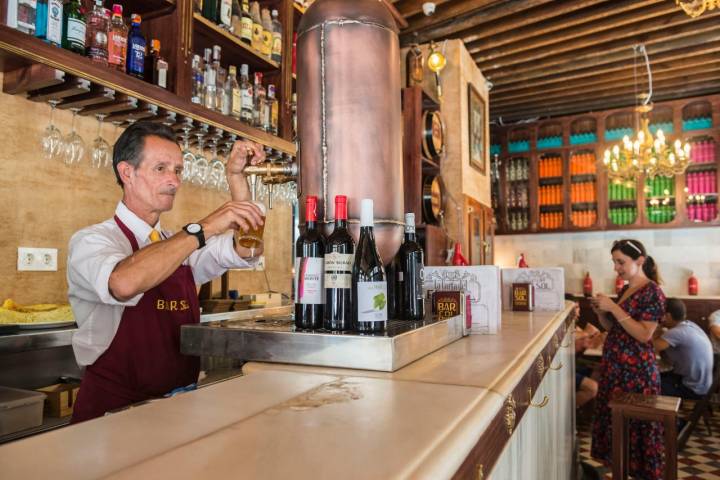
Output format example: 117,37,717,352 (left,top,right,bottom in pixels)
494,228,720,296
